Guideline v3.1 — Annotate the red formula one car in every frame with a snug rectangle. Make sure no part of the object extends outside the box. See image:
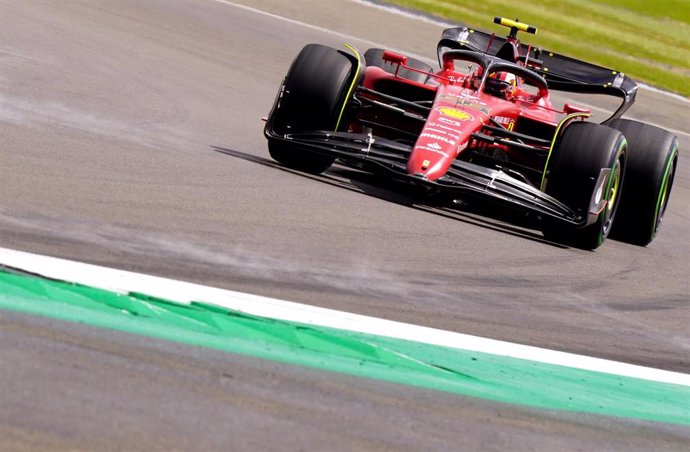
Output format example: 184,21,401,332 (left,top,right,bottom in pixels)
264,17,678,249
